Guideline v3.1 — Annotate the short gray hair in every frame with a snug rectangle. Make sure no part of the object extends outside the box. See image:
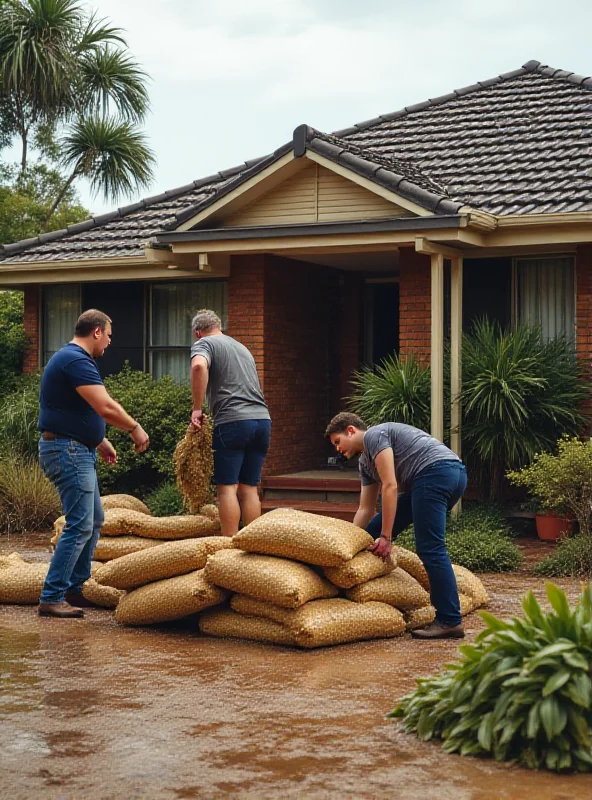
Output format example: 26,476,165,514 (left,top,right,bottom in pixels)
192,309,222,333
